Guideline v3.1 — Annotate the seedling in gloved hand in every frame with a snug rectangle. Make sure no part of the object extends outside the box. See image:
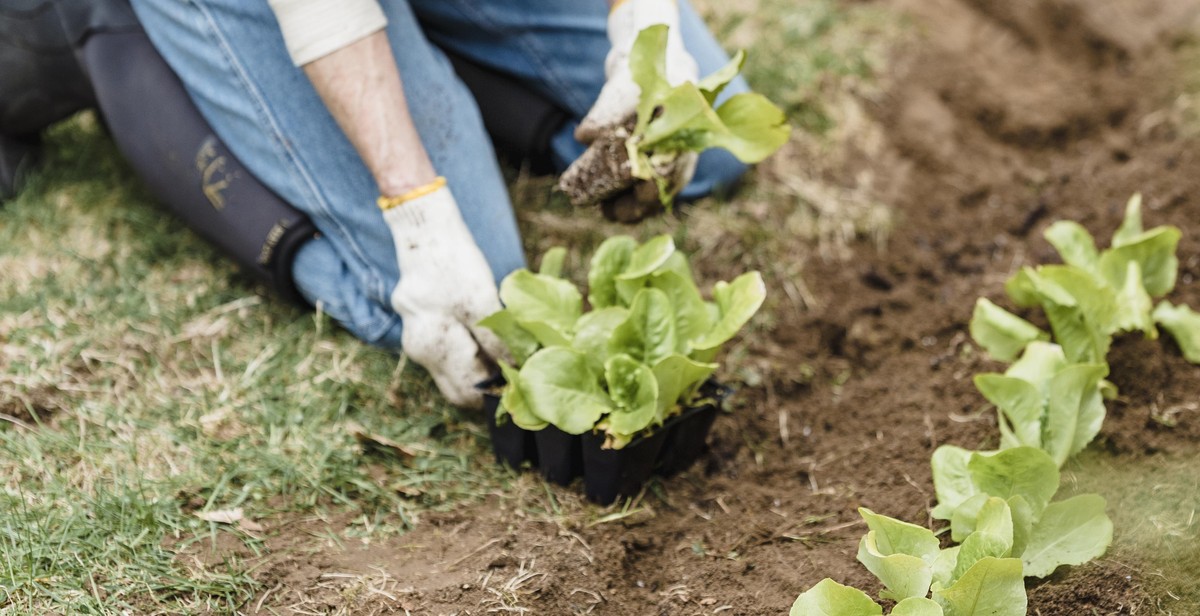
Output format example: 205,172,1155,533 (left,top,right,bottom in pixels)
560,25,791,213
